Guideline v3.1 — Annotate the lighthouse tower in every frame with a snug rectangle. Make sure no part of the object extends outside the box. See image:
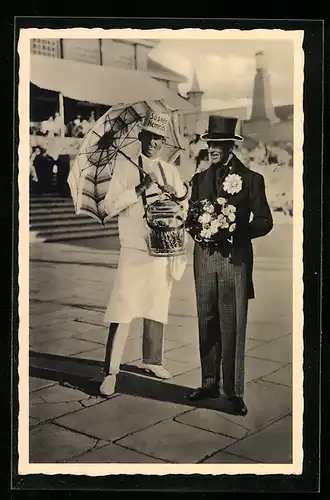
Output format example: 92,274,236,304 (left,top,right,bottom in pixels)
242,51,280,143
250,51,278,123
